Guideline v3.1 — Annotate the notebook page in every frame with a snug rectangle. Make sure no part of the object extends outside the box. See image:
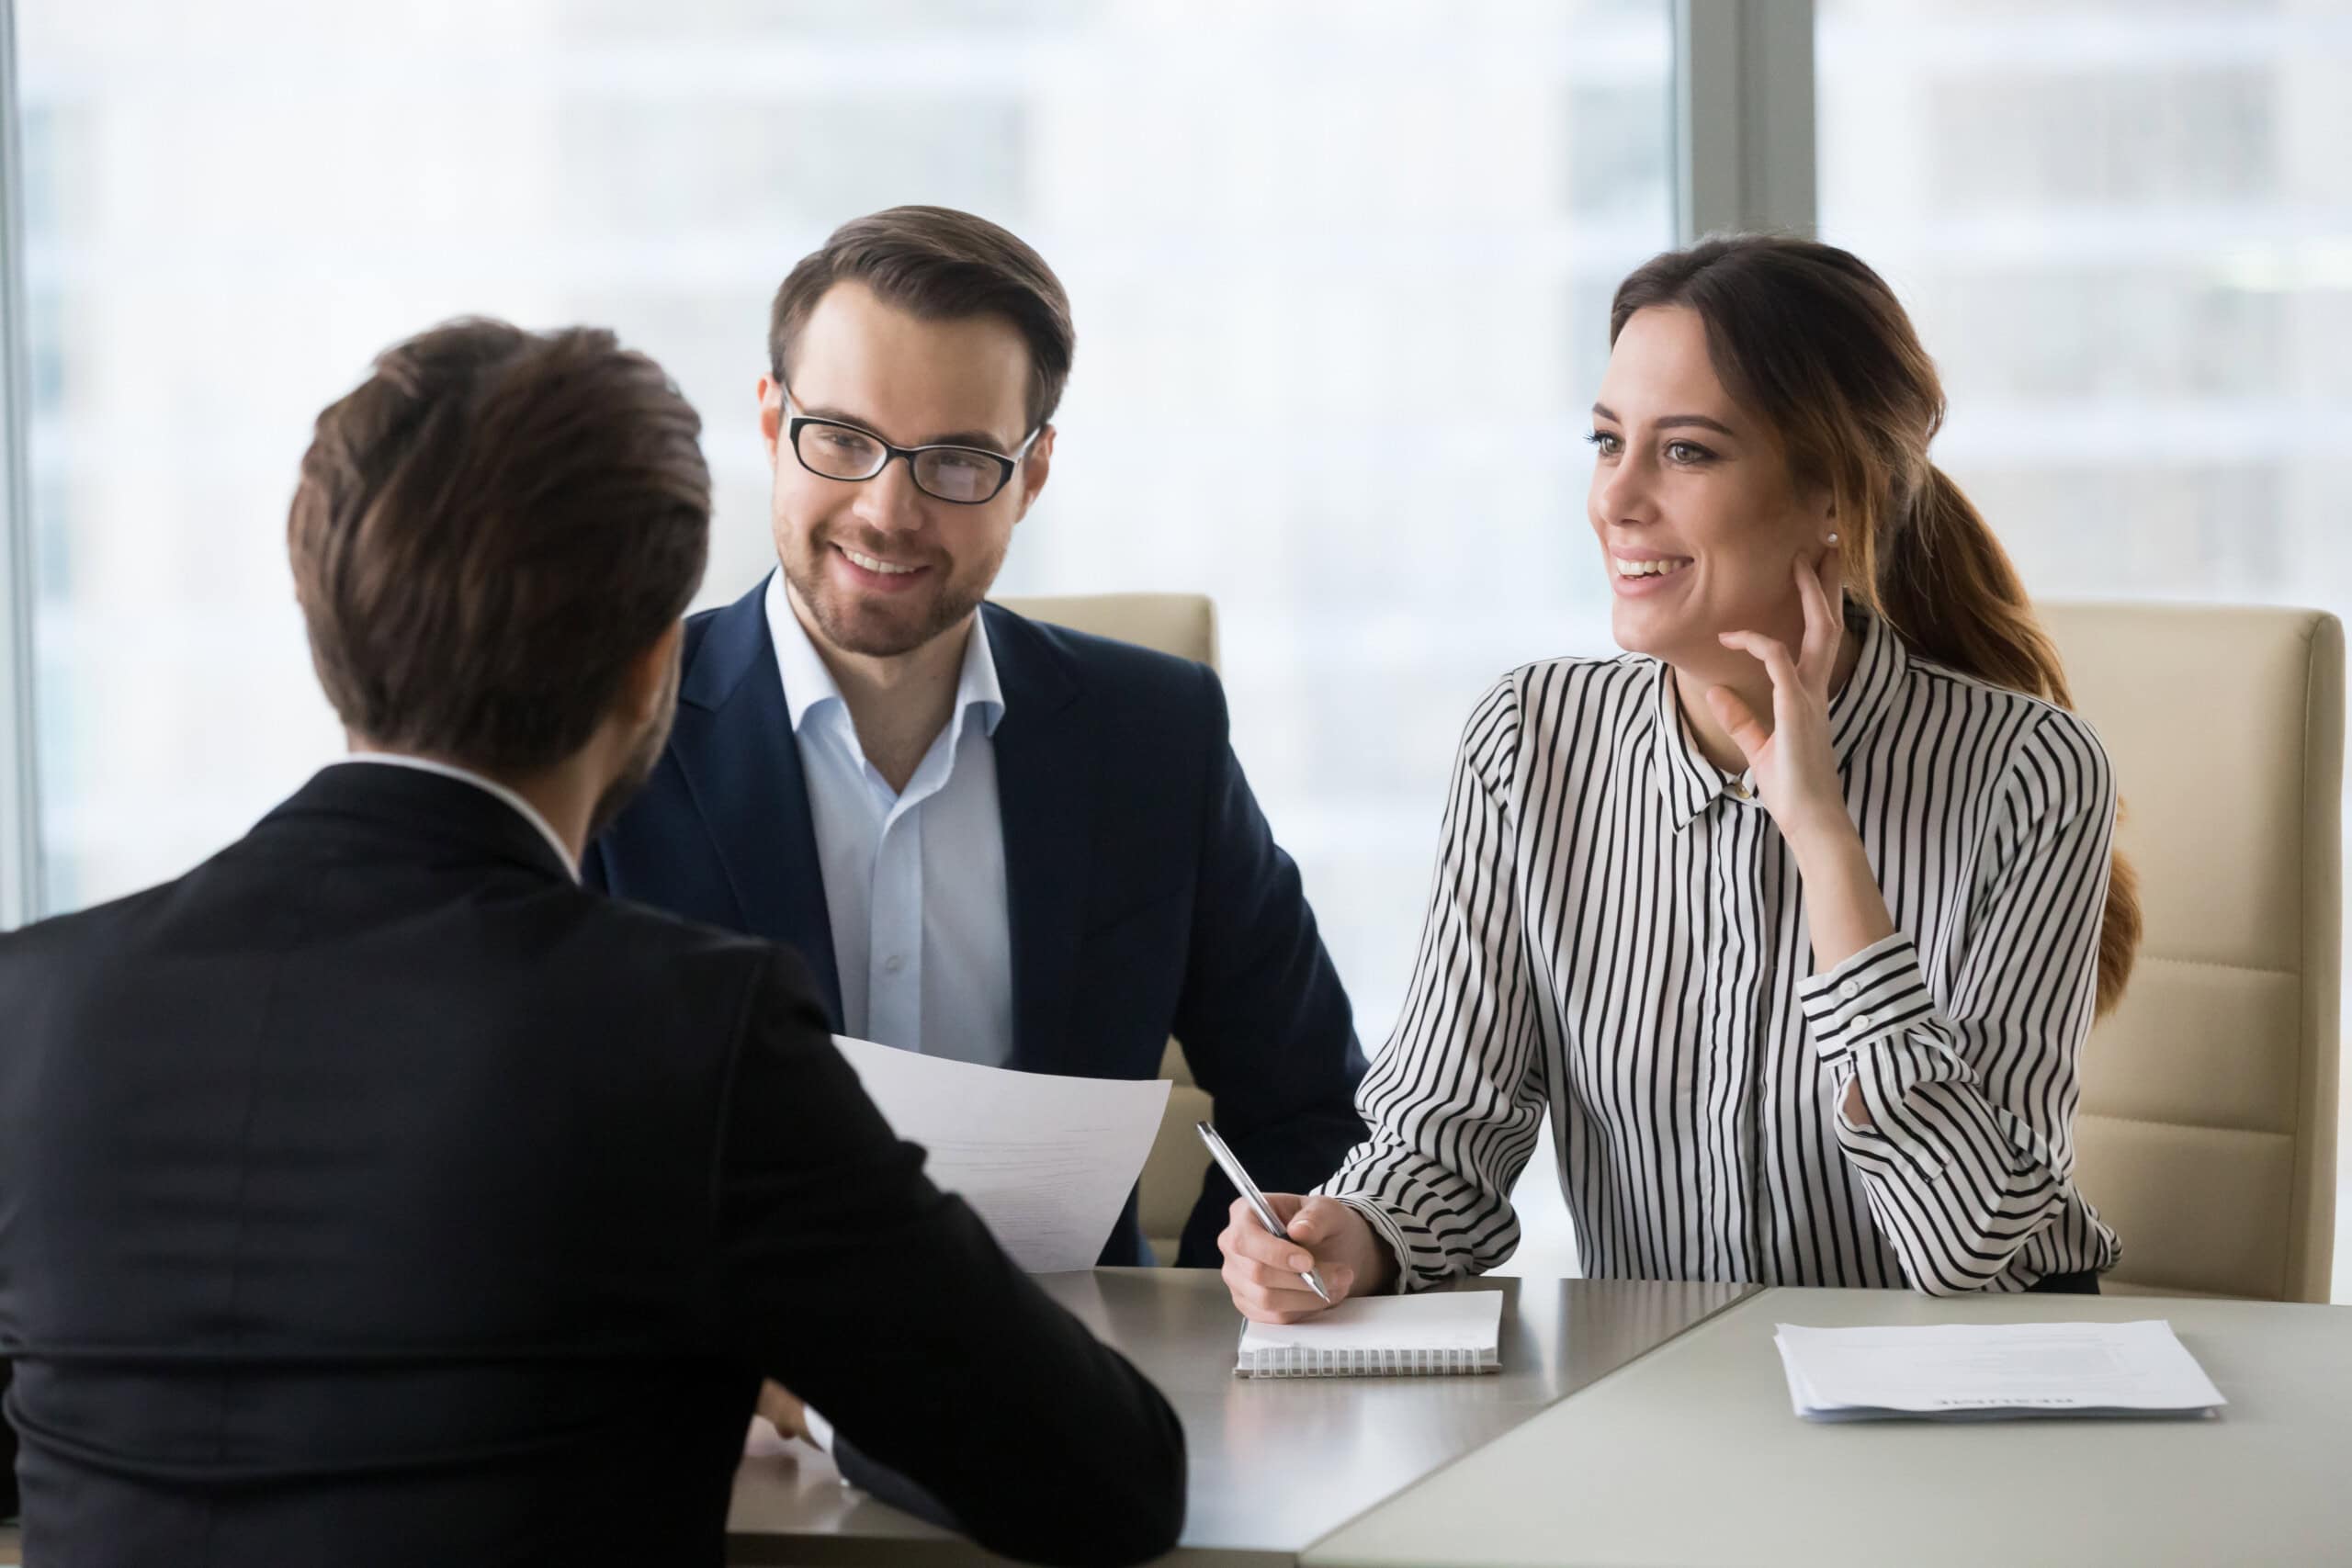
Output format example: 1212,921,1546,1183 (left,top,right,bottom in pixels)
1238,1290,1504,1357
